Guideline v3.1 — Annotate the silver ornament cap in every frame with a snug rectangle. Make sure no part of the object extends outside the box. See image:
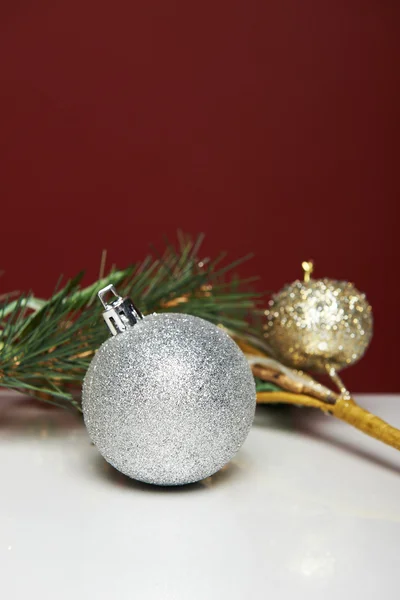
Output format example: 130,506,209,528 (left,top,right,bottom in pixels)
82,286,256,486
98,284,143,335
